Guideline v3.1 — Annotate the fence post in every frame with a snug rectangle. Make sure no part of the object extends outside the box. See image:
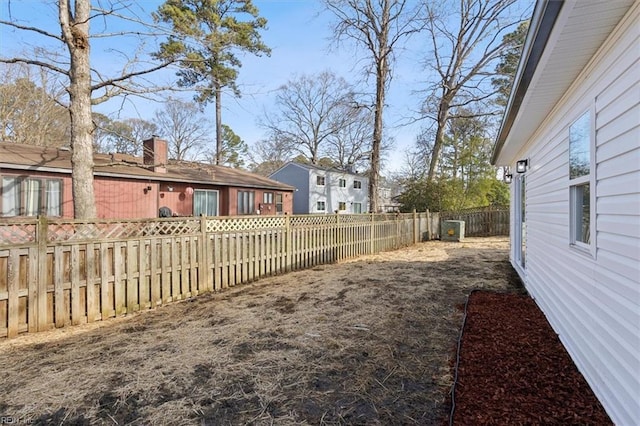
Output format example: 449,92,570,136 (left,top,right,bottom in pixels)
426,209,432,241
200,215,210,292
370,213,375,254
285,214,292,272
335,213,341,261
36,215,48,331
413,209,418,244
